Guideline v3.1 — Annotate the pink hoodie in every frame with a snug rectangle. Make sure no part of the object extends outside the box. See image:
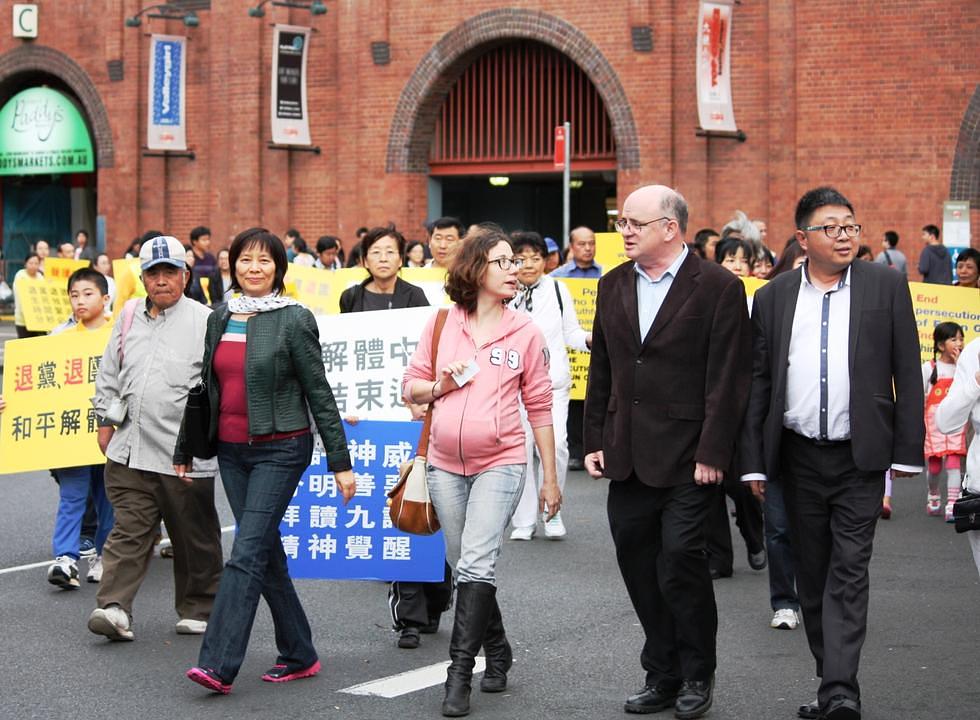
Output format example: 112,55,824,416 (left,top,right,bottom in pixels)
403,305,553,476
